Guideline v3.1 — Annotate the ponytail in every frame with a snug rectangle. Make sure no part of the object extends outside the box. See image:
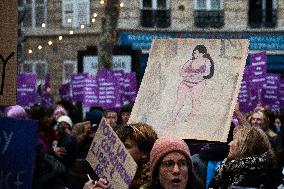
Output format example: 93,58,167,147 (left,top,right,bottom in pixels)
203,54,214,79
